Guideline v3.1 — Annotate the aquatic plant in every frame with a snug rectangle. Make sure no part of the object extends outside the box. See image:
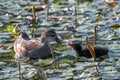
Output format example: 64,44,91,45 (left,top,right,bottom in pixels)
85,37,99,75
